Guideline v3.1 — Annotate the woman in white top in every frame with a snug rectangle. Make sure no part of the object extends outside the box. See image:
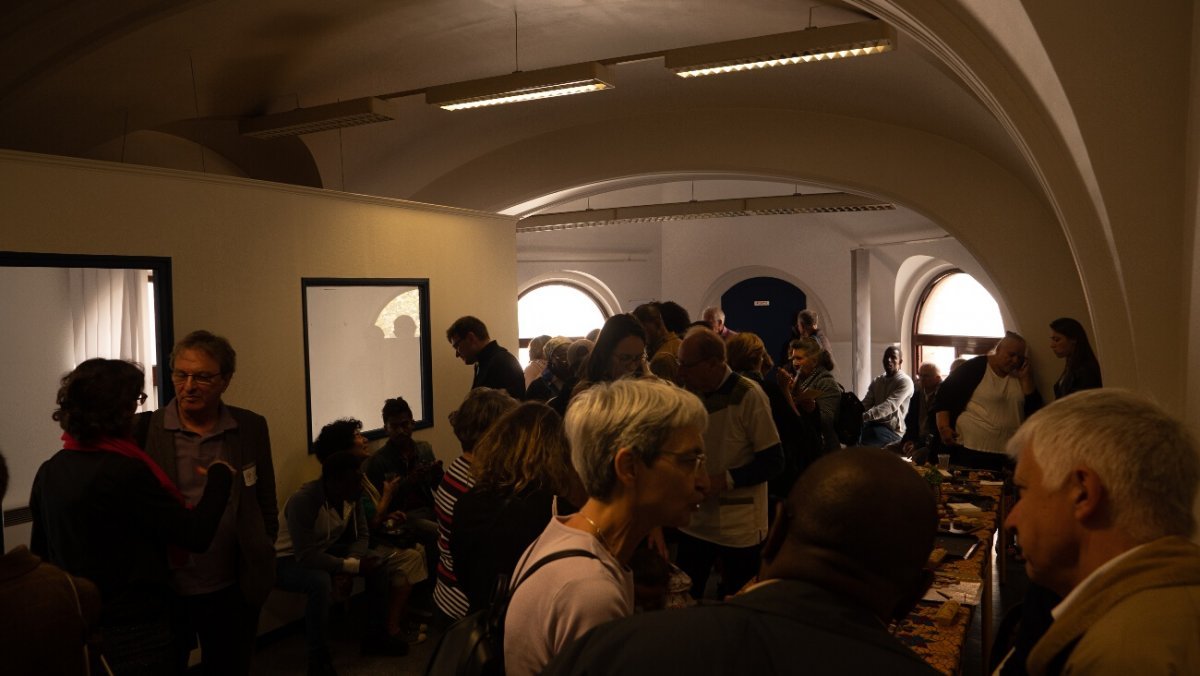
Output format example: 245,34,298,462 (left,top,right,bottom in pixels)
503,379,710,676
